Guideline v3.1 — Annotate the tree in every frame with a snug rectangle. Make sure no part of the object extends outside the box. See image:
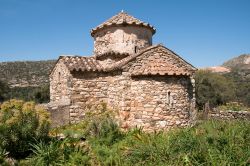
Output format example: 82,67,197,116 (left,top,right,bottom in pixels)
34,84,50,103
0,81,9,102
195,70,236,109
224,69,250,106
